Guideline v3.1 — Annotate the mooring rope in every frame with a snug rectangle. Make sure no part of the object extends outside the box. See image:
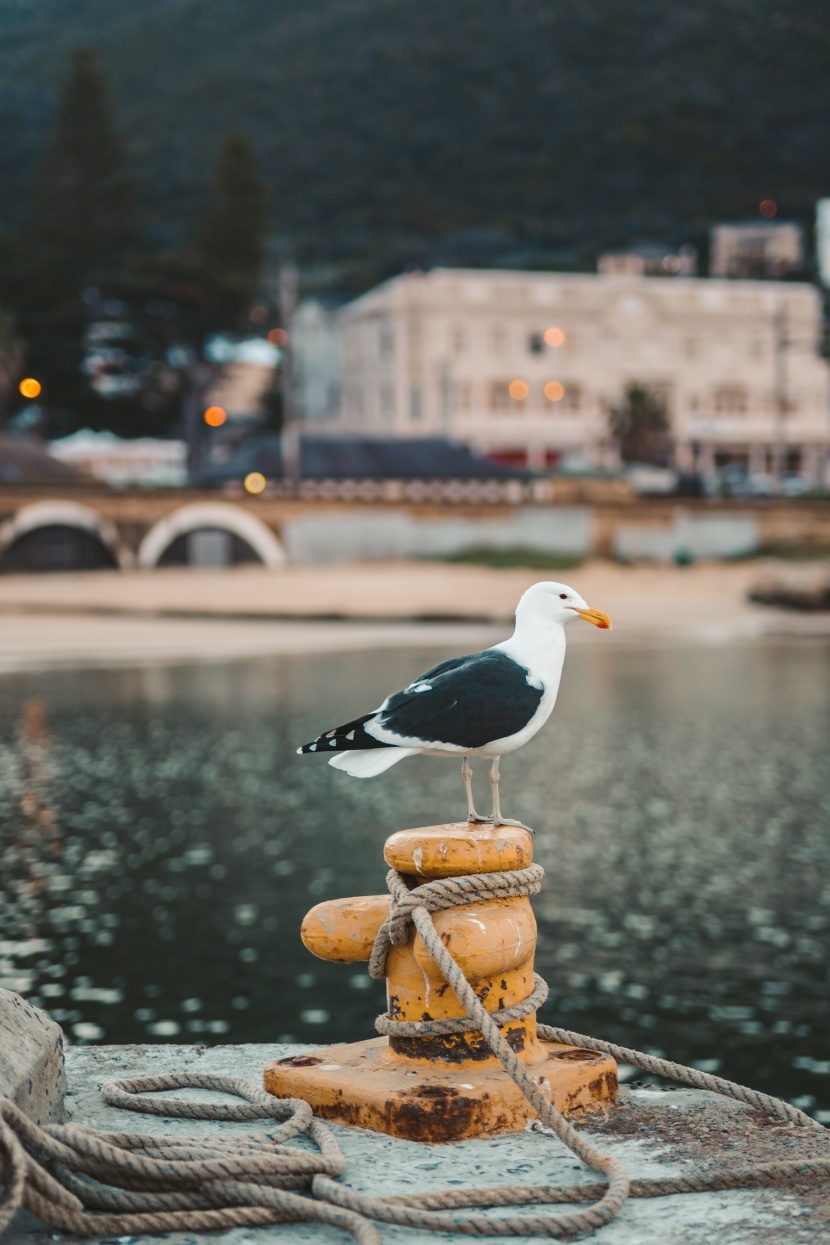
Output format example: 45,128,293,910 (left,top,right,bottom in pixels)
1,863,828,1243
